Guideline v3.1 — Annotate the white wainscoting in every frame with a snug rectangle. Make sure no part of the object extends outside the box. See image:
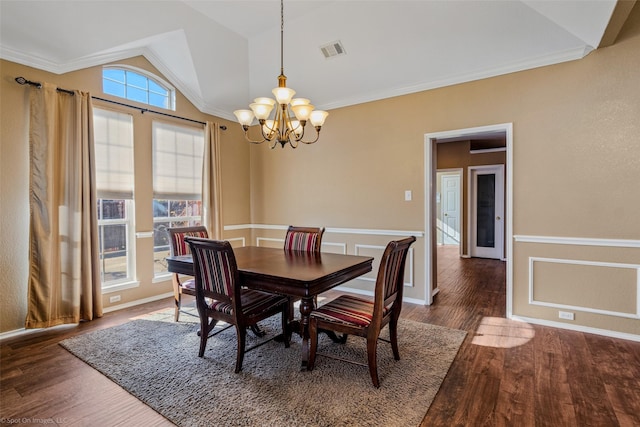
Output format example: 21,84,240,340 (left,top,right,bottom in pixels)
528,256,640,320
513,234,640,341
